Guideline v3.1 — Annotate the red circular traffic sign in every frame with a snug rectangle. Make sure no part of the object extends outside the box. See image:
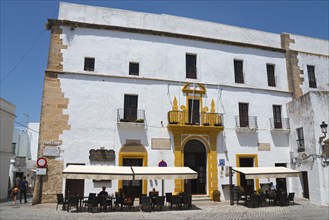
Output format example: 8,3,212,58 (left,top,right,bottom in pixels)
37,157,47,168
